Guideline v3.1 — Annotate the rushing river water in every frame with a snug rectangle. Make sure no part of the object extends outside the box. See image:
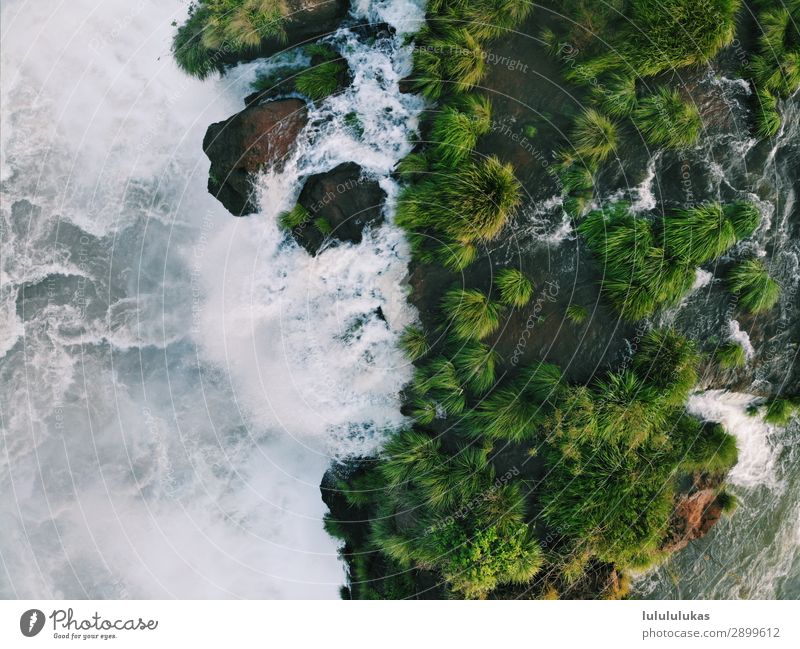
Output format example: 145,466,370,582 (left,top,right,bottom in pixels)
0,0,423,598
1,0,798,600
